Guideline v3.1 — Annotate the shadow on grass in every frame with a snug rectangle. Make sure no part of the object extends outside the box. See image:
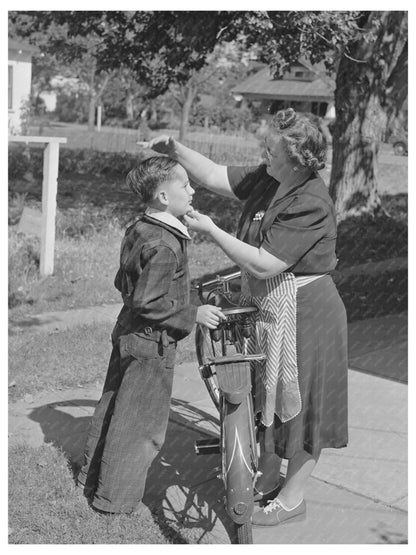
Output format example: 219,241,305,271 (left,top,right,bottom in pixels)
27,397,234,544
